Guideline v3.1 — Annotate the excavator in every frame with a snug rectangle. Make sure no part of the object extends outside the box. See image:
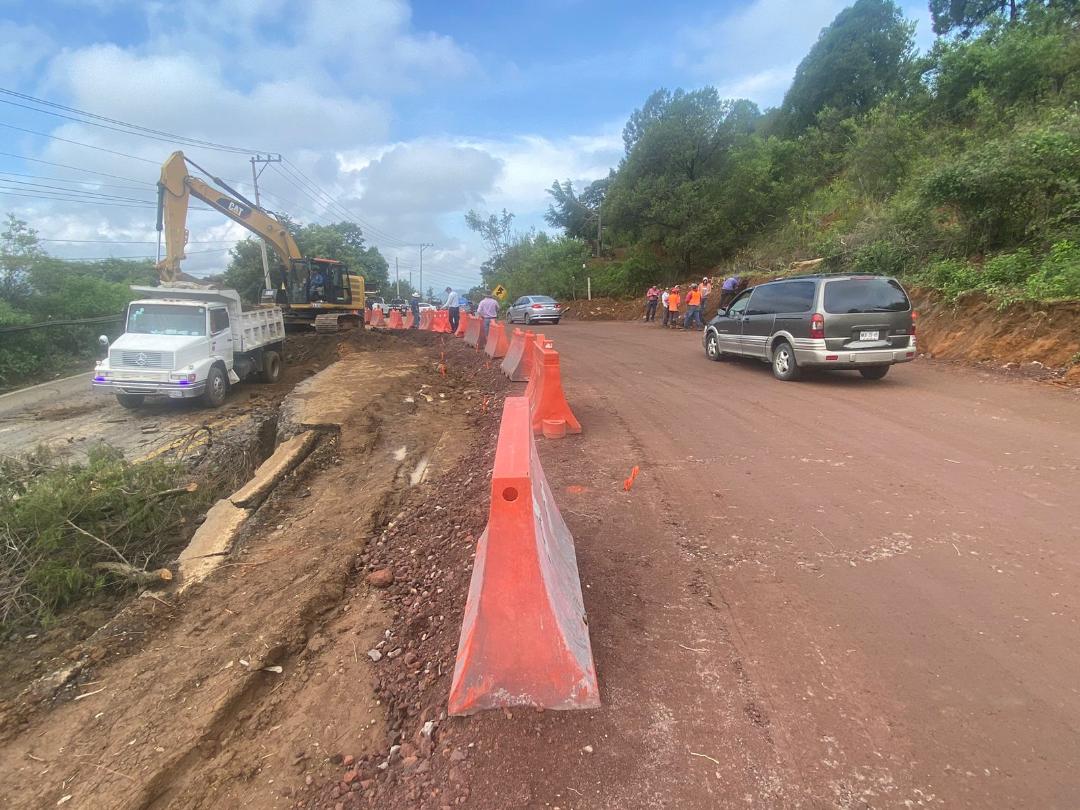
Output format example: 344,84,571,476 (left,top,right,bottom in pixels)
156,150,365,332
